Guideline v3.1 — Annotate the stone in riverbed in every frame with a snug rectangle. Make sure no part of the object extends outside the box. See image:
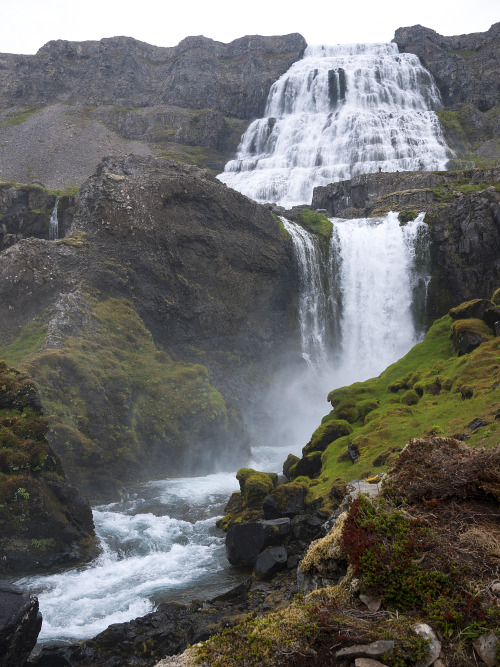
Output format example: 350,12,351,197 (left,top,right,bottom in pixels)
253,547,288,580
0,582,42,667
225,518,290,566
